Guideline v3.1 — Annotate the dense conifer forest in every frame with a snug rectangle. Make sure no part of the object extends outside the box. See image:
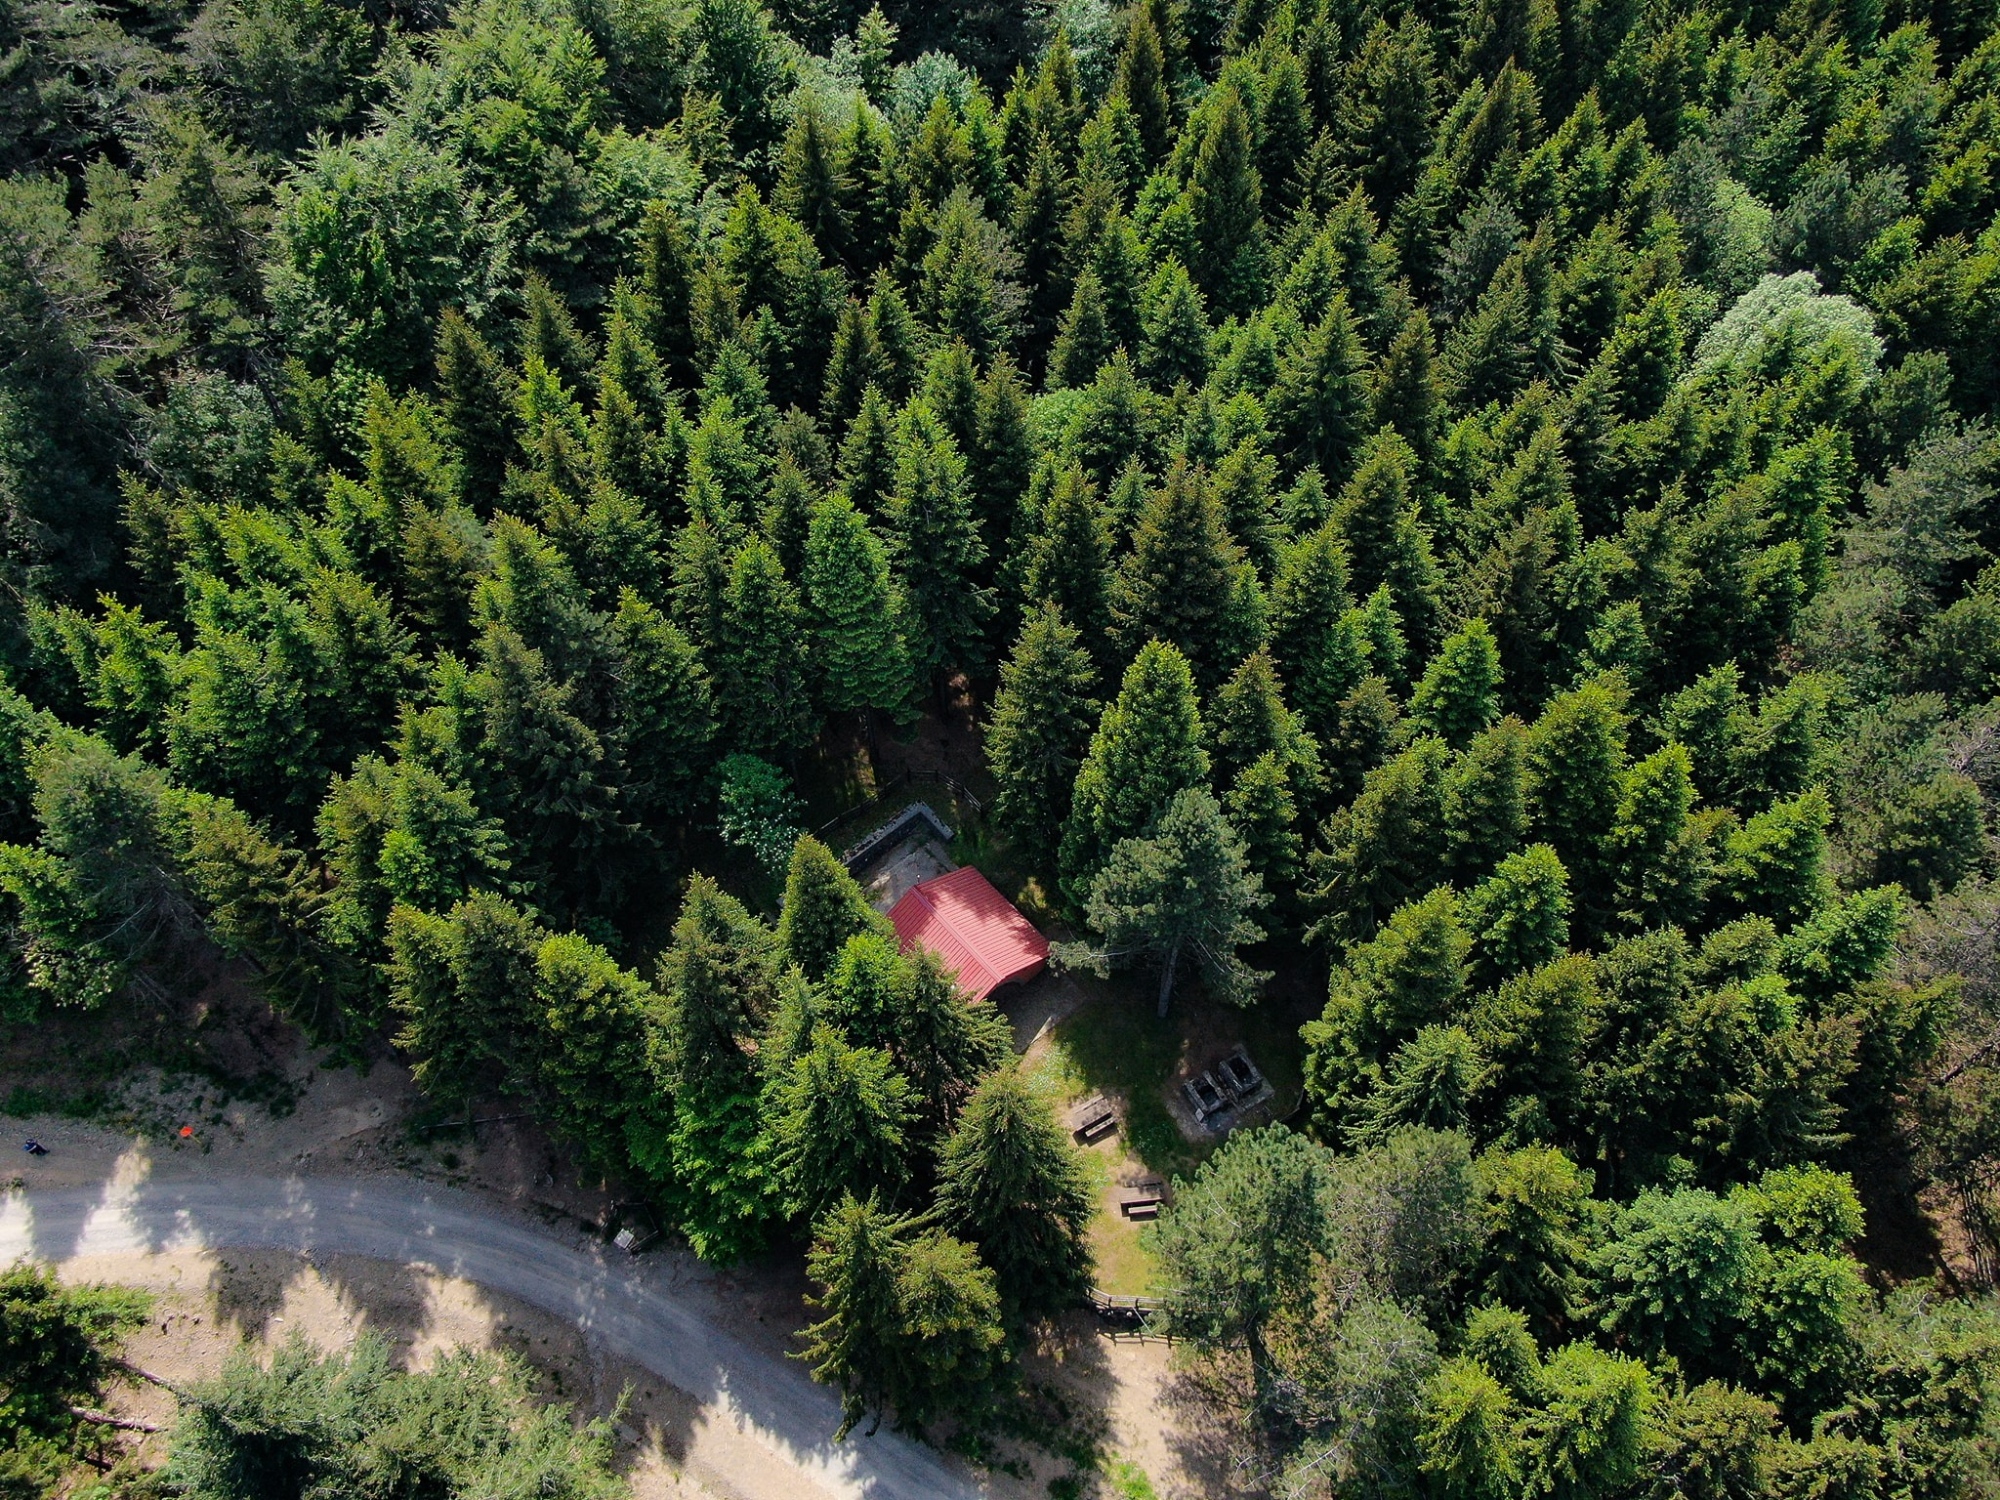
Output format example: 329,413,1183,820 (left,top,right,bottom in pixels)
7,0,2000,1487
